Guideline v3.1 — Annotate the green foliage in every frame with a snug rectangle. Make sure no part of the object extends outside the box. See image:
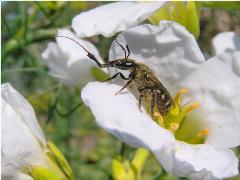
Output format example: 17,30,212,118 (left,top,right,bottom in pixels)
112,148,149,180
91,67,109,81
201,2,240,9
149,2,201,38
28,166,64,180
47,141,75,180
